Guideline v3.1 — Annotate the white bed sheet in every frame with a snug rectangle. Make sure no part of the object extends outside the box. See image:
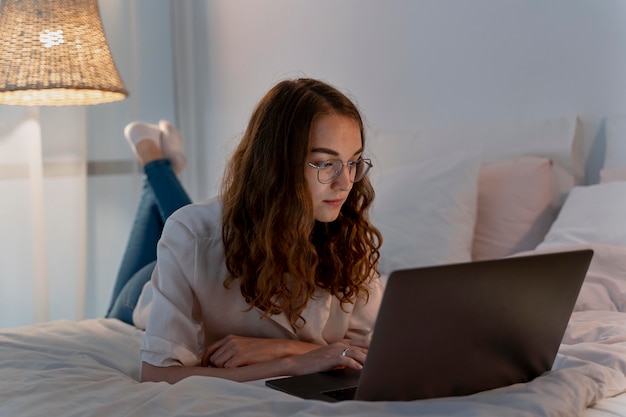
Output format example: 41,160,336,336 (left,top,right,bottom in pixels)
0,314,625,417
2,245,626,417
